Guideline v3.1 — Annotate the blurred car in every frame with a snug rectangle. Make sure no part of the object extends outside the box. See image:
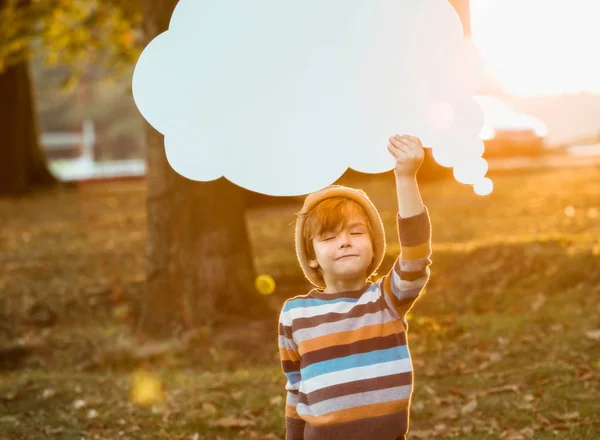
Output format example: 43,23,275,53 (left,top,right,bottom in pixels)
474,95,548,158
